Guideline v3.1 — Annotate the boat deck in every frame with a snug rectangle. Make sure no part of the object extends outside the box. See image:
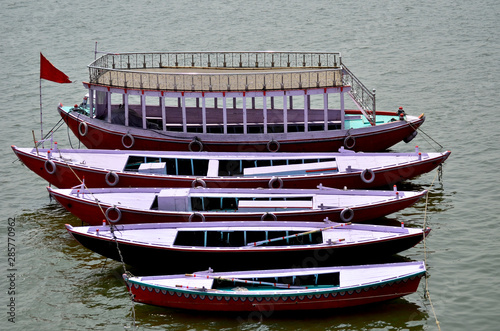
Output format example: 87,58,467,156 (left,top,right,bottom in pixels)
74,223,416,248
25,147,441,178
66,187,415,213
131,261,426,291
